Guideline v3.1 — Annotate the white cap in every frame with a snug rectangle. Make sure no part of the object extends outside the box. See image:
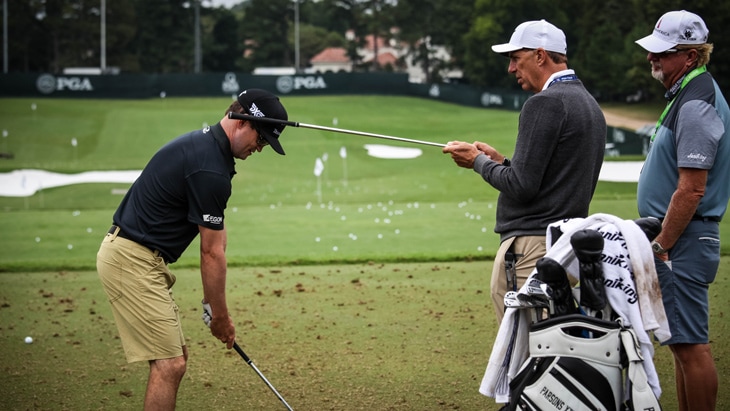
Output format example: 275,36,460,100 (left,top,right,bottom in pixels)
491,20,567,55
636,10,709,53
